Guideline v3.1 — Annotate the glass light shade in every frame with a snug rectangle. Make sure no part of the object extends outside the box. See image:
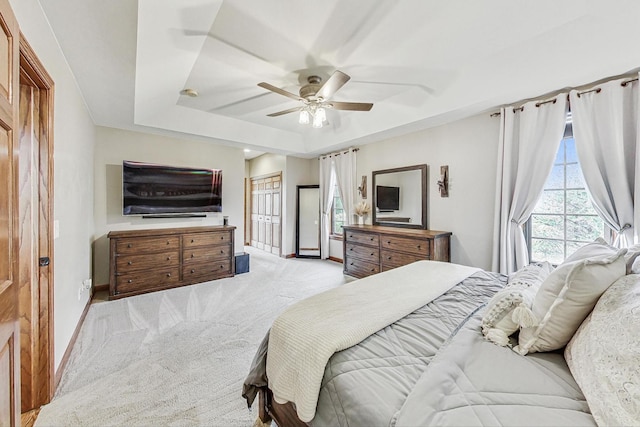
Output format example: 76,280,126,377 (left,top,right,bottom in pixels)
316,107,326,122
312,112,323,128
299,109,310,124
